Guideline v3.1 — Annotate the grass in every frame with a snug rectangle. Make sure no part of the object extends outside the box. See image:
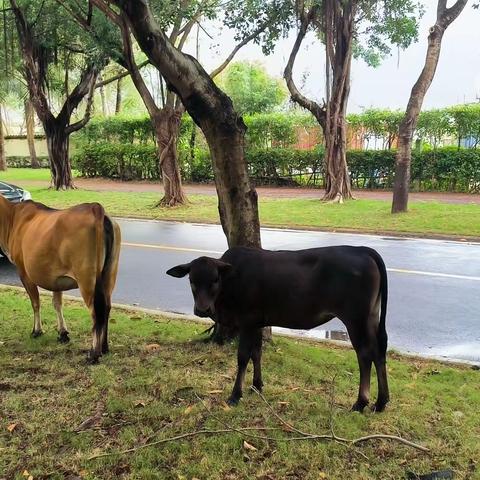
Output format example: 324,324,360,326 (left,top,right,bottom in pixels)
0,168,55,182
2,168,480,239
1,289,479,479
